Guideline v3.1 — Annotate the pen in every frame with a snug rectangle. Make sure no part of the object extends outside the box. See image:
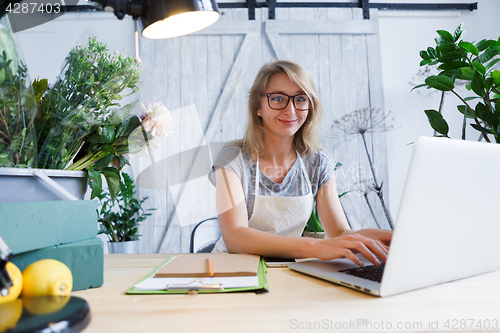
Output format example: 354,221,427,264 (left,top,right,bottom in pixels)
208,257,214,277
